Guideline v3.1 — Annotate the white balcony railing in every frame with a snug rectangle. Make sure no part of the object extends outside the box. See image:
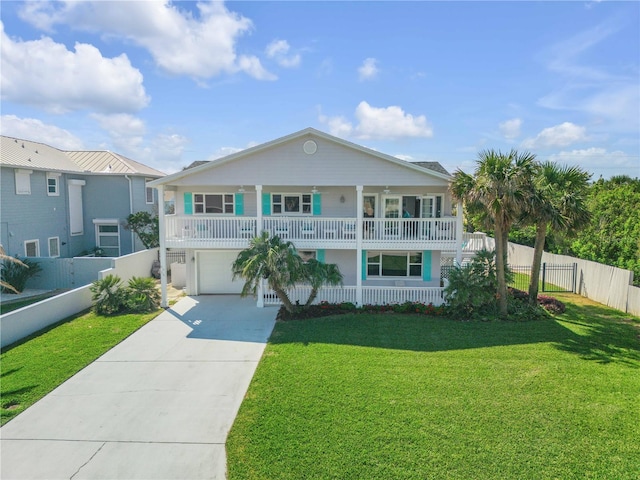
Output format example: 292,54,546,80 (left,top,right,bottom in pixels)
165,215,458,248
263,286,444,306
